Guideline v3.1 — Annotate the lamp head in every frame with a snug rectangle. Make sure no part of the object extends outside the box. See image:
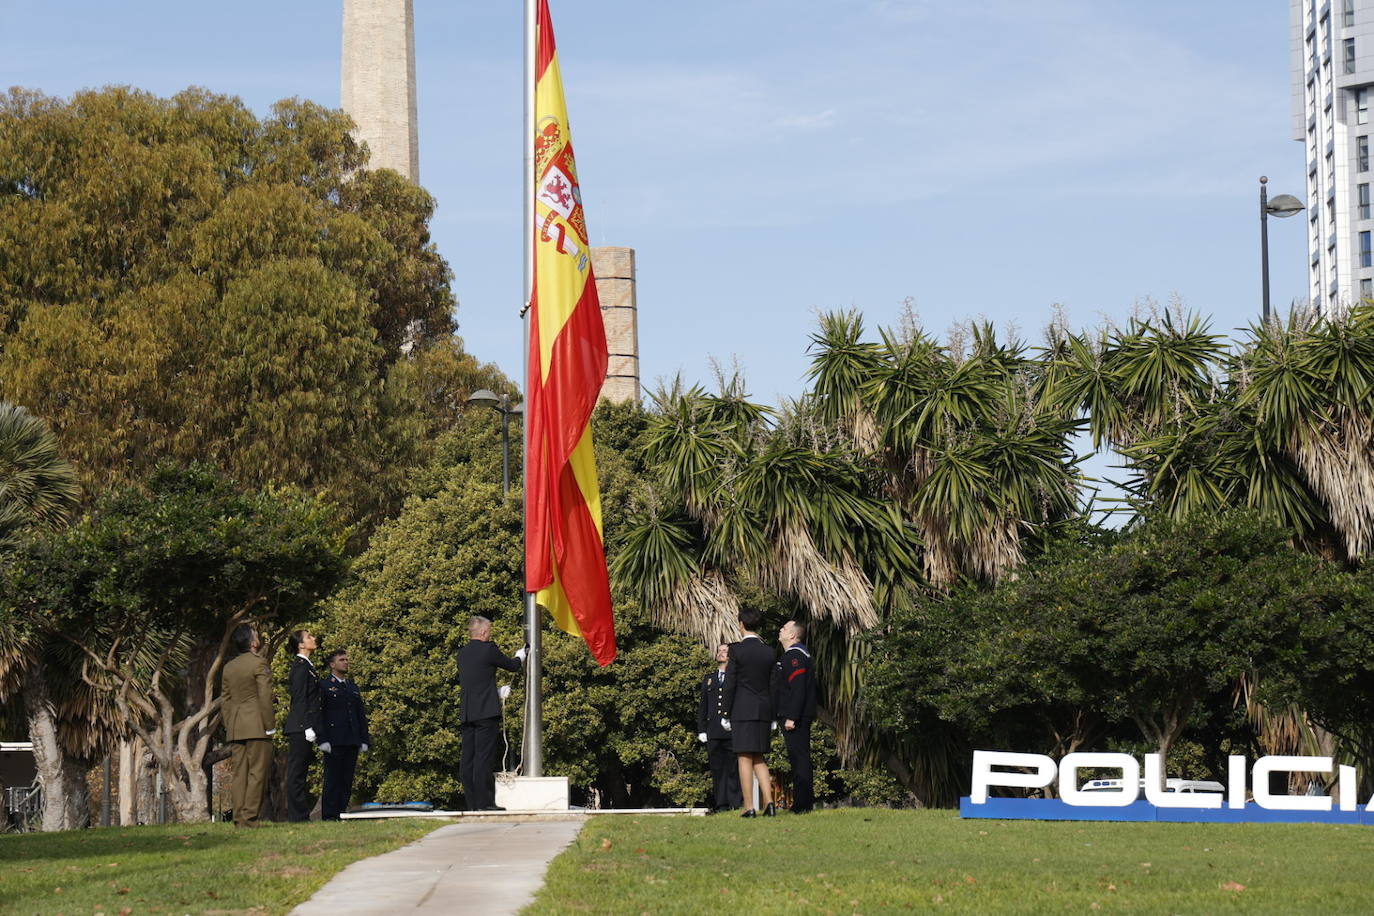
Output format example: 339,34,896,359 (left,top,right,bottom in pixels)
1265,194,1304,218
466,388,501,409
